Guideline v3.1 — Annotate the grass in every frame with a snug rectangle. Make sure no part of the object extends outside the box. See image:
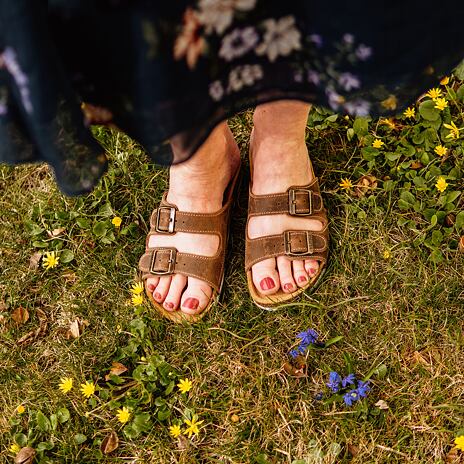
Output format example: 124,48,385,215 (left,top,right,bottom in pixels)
0,109,463,464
